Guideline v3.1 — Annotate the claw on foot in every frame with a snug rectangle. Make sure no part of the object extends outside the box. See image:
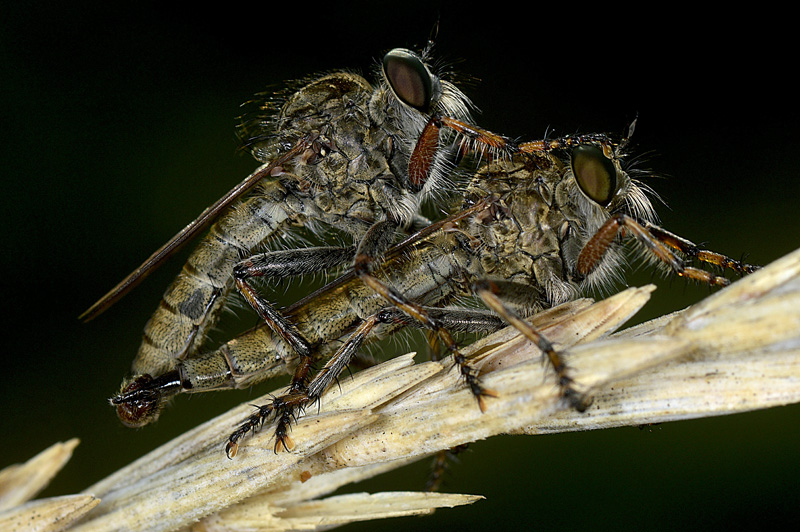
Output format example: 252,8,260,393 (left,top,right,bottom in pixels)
275,434,295,453
226,440,239,459
476,388,499,413
561,381,591,412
